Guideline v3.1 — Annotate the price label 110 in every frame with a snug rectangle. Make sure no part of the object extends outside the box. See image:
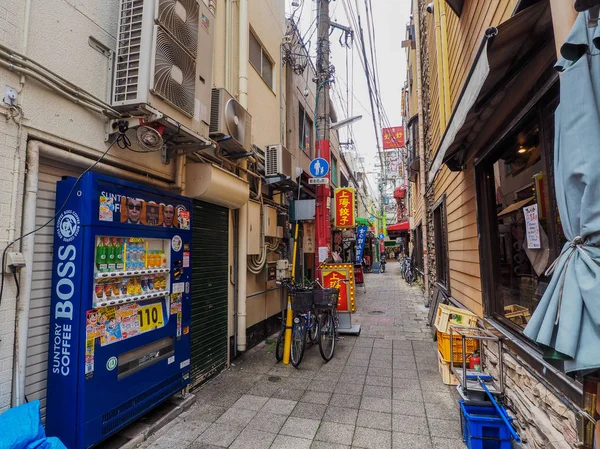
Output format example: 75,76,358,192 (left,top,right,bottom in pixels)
138,303,164,332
